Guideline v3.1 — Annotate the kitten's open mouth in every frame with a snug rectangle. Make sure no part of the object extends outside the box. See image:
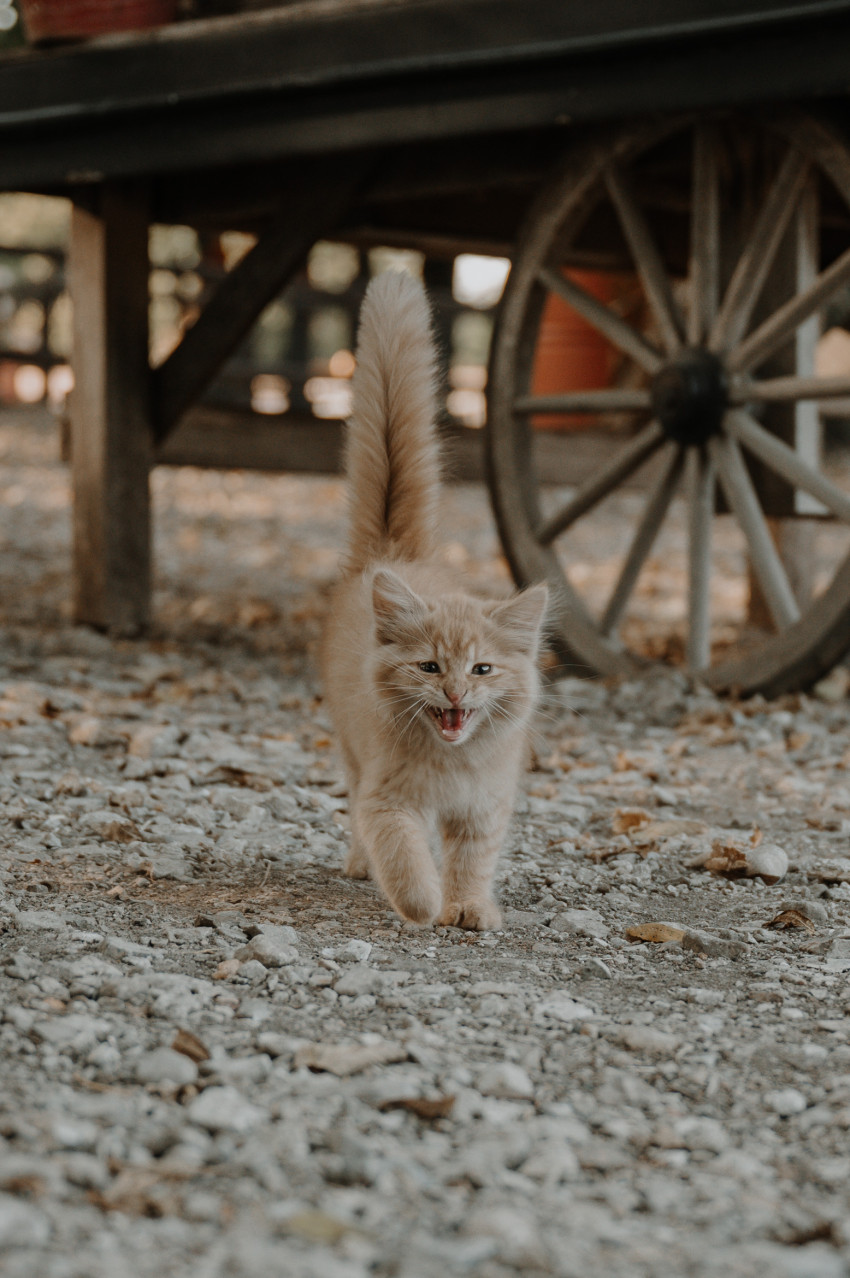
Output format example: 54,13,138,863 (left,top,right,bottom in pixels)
429,706,475,742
